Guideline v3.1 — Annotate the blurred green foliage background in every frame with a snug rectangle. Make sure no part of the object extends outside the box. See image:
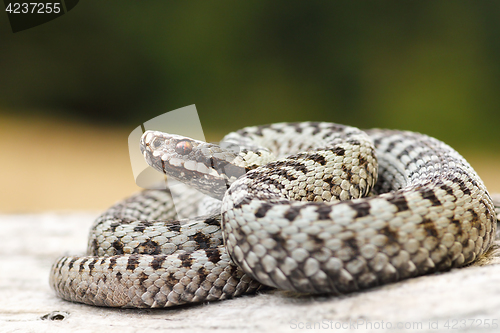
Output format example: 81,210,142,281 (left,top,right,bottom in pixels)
1,1,500,211
1,1,499,149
